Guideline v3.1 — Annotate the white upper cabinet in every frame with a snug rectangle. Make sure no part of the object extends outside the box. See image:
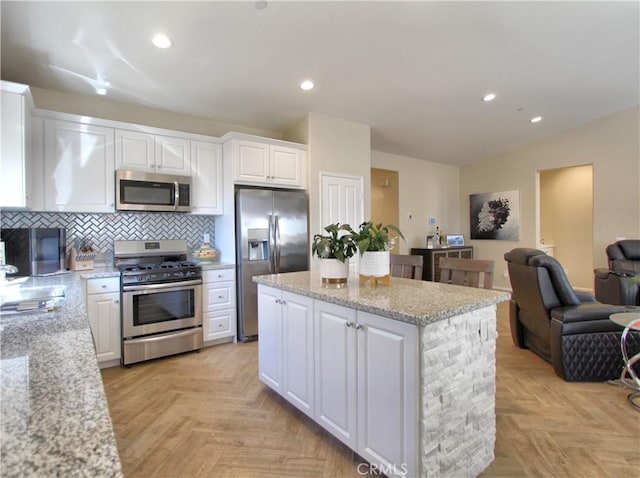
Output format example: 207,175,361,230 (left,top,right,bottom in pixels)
1,81,34,209
44,119,115,213
191,140,223,215
114,129,154,170
115,129,191,176
225,134,307,189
